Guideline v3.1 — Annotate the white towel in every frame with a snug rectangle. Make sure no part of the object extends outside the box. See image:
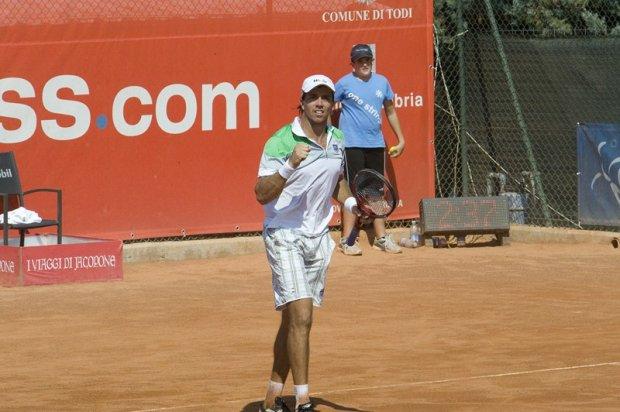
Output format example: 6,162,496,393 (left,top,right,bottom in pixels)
0,207,43,224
